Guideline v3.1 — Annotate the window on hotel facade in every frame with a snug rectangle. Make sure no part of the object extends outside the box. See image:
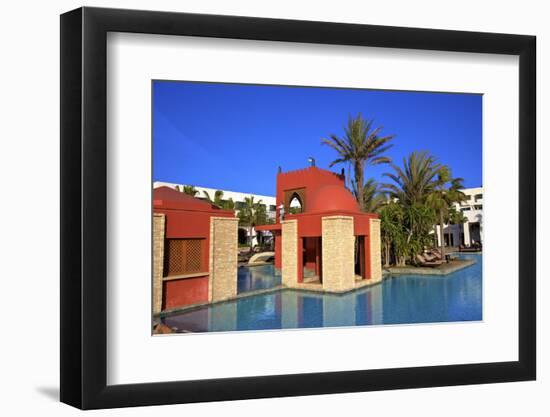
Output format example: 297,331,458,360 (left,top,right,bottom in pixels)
164,238,205,277
269,205,276,212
